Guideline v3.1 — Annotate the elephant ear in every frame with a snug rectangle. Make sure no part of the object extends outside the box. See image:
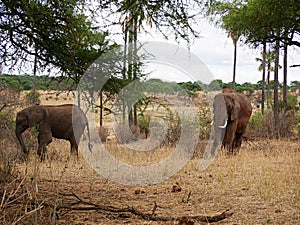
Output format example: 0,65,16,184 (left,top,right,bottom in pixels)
231,95,240,121
27,105,48,127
